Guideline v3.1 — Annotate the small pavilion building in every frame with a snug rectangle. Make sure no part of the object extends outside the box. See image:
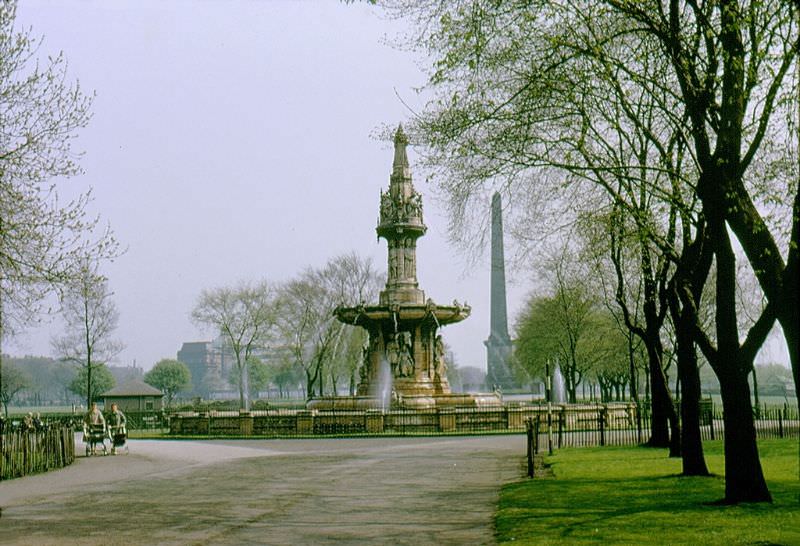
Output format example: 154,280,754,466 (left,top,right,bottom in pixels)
101,380,164,412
